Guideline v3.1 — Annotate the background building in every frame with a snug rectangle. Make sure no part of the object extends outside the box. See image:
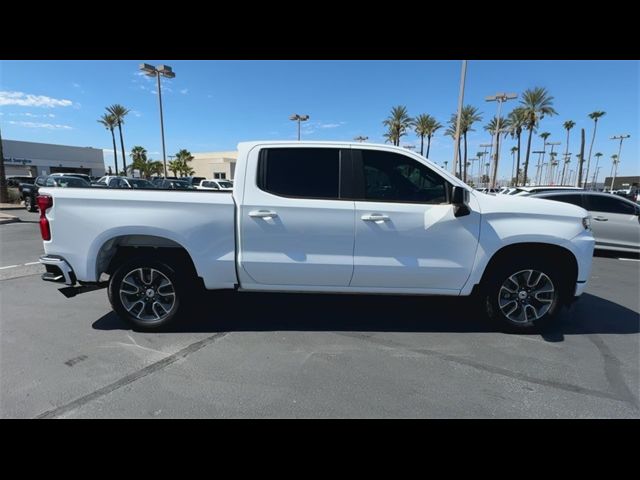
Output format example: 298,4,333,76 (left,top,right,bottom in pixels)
2,139,105,177
190,151,237,180
603,175,639,191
